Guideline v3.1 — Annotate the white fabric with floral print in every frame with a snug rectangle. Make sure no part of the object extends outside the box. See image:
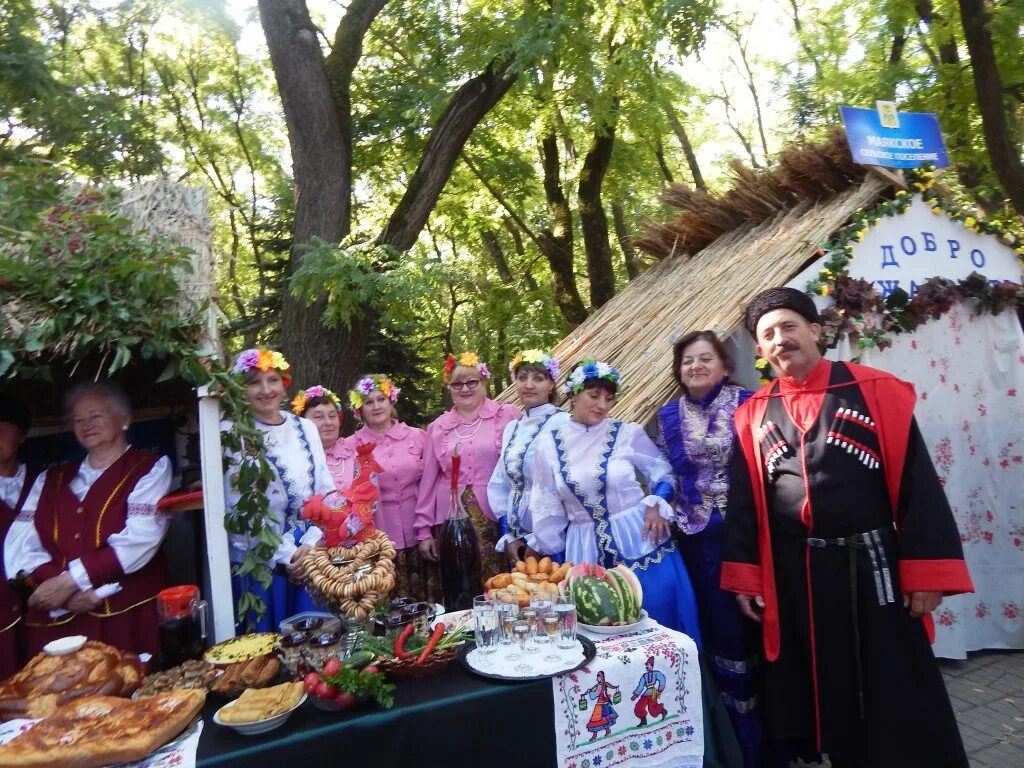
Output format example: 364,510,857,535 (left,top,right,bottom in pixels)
828,304,1024,659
